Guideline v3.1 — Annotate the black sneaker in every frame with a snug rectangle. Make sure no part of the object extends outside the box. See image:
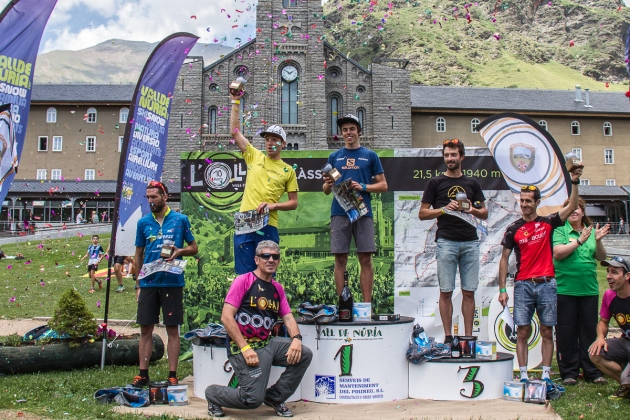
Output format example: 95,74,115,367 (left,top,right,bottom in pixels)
130,375,149,388
264,398,293,417
443,335,453,345
207,402,225,417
